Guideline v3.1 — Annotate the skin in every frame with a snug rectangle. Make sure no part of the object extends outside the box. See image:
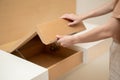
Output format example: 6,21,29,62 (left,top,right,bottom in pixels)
57,0,120,47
